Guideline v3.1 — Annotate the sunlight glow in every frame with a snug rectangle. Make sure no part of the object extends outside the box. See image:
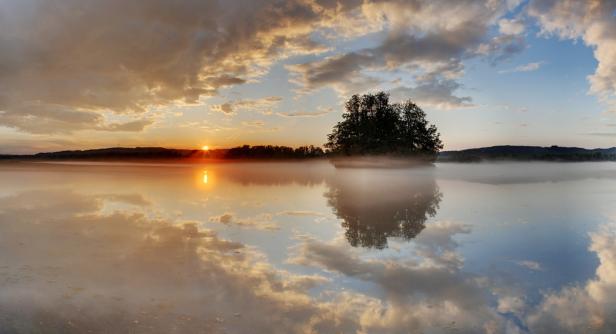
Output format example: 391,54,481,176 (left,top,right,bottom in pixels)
202,145,209,151
202,170,208,184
